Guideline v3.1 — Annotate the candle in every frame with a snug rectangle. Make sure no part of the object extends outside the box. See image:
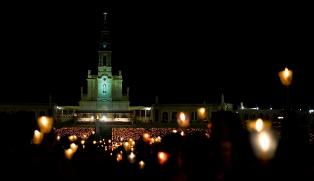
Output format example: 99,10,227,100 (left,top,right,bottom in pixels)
37,116,53,134
33,130,43,145
65,148,74,160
